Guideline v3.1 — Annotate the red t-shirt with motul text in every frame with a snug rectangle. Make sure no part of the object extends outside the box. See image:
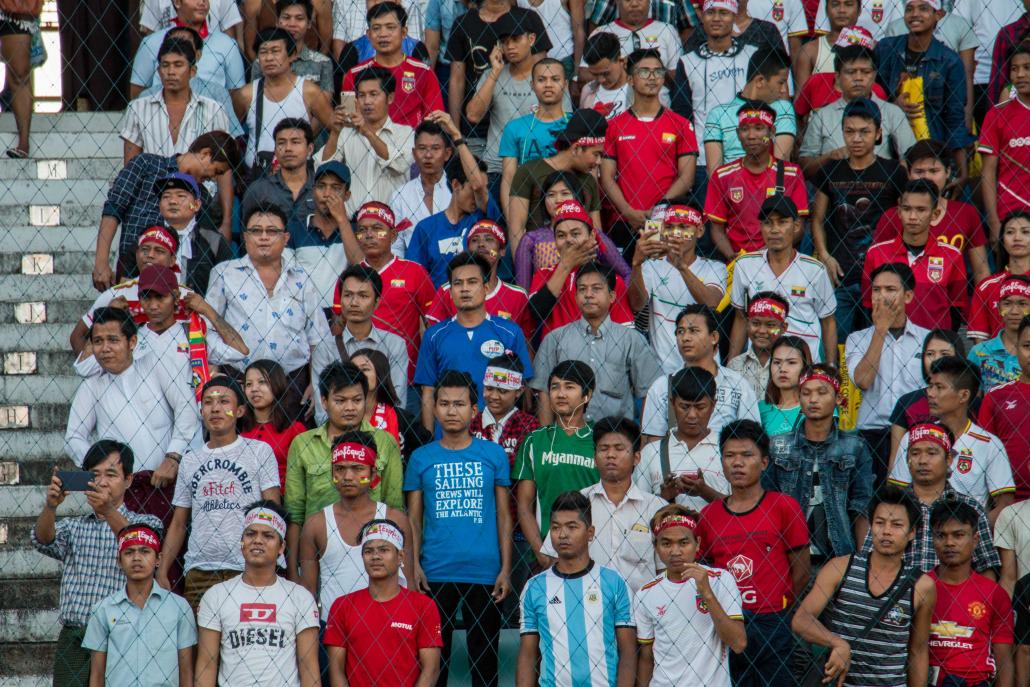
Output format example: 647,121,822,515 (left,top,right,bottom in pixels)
426,279,533,341
861,237,967,330
980,379,1030,499
529,267,634,338
978,98,1030,220
873,200,985,255
928,570,1013,682
323,587,443,687
704,158,809,253
696,491,809,613
342,57,443,128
